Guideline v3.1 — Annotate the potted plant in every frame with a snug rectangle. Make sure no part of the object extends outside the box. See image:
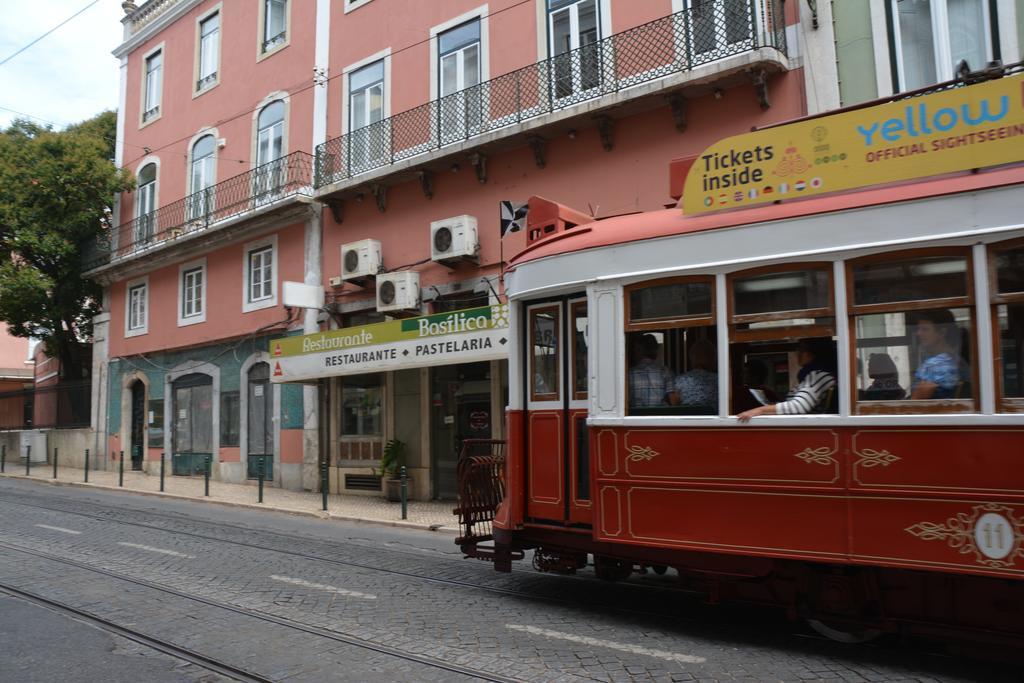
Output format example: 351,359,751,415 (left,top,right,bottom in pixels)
379,439,412,502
